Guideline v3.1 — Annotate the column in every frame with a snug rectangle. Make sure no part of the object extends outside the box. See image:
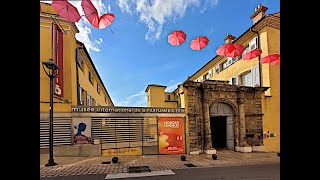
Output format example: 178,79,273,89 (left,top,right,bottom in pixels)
238,100,249,147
